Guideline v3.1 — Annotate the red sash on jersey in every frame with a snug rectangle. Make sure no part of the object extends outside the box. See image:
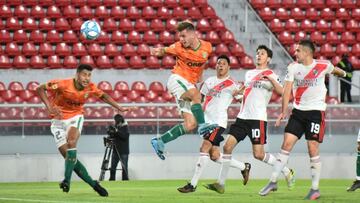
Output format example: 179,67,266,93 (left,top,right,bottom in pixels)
203,79,234,111
240,70,273,113
294,63,328,105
